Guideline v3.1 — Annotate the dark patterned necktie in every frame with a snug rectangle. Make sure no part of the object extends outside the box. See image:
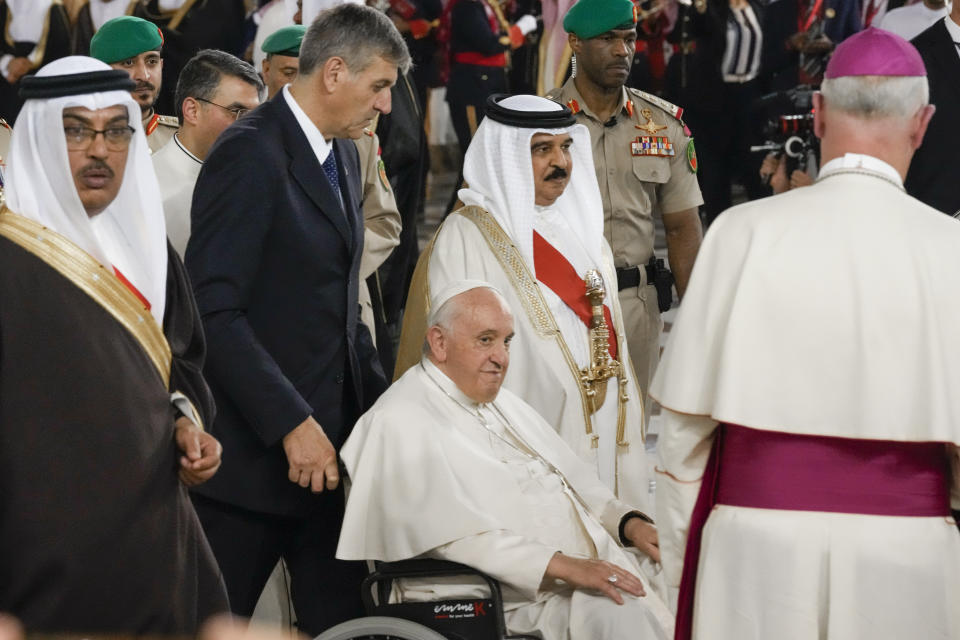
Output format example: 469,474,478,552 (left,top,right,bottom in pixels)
322,149,342,205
